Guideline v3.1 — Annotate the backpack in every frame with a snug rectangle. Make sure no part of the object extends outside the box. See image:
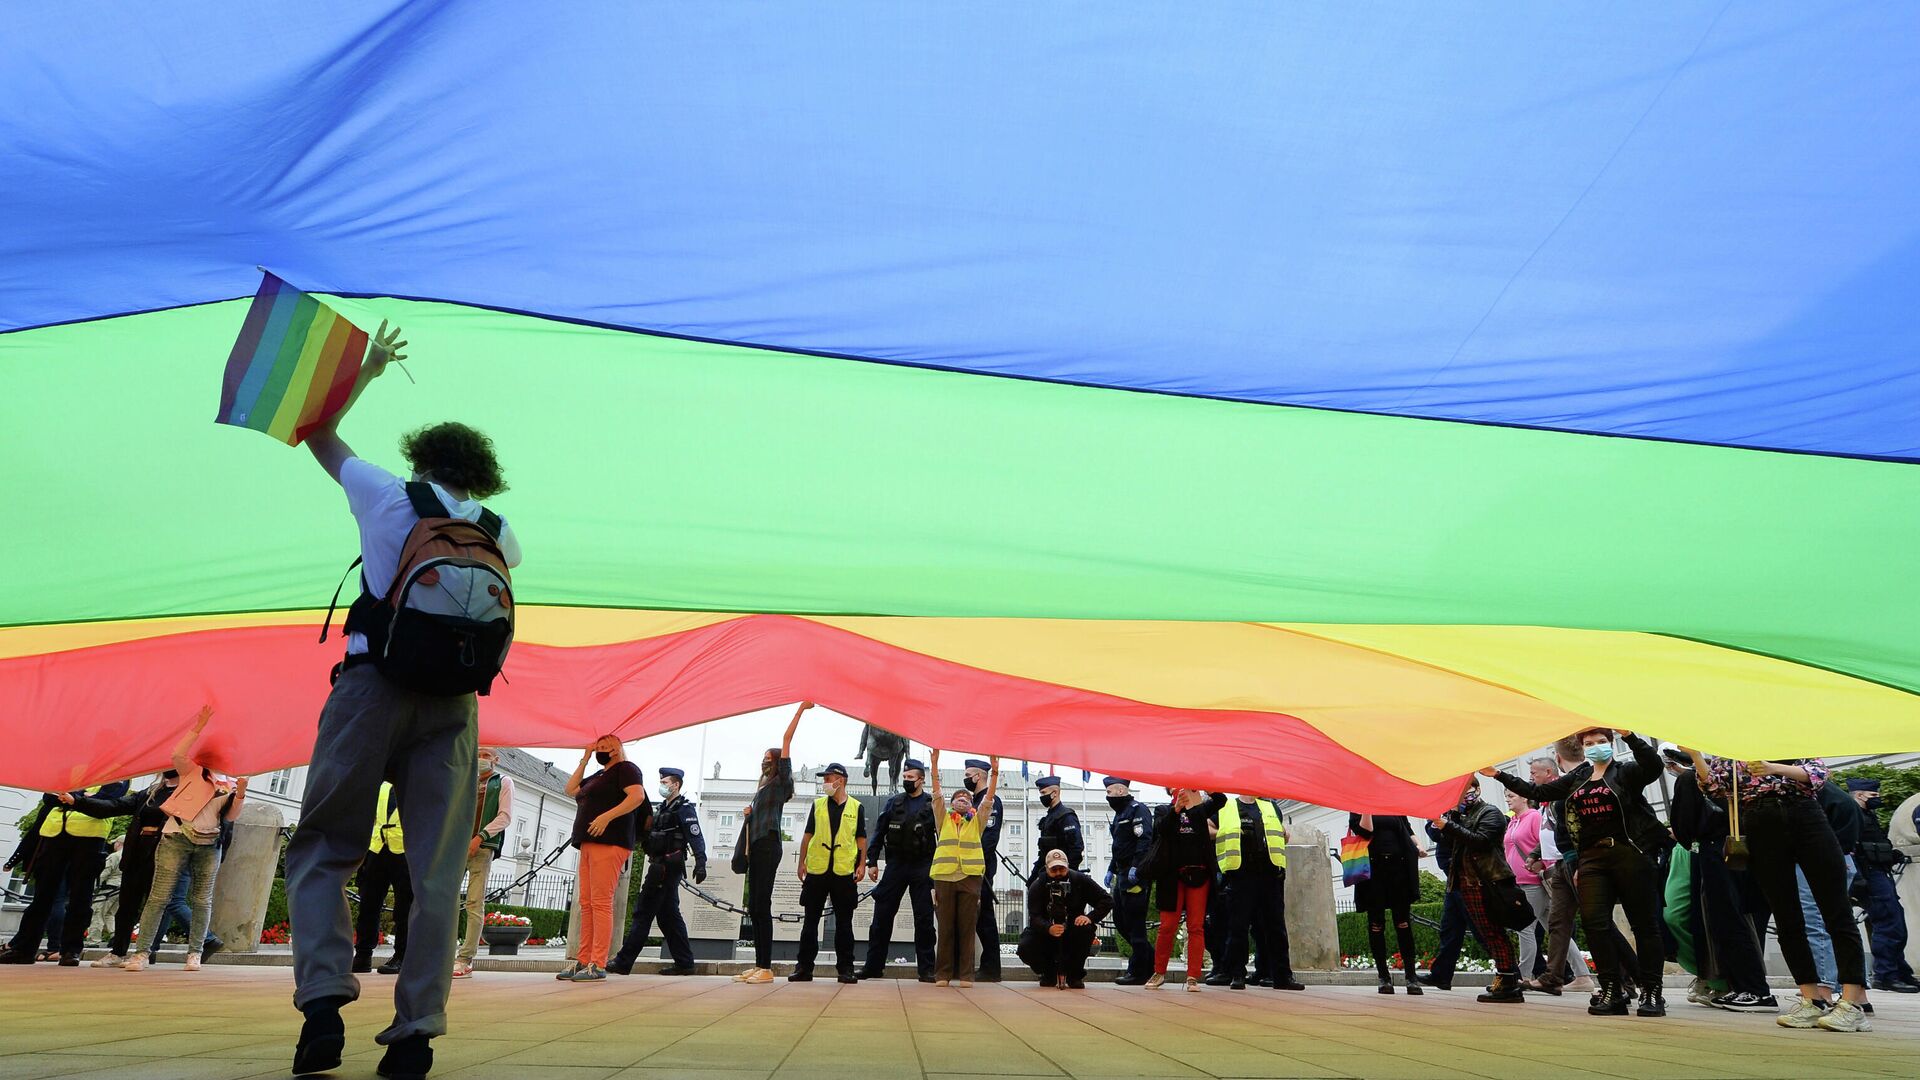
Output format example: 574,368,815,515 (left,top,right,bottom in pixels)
322,482,514,696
